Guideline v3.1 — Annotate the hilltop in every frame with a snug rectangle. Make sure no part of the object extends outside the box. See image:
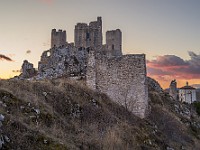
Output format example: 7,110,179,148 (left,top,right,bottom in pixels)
0,78,200,149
